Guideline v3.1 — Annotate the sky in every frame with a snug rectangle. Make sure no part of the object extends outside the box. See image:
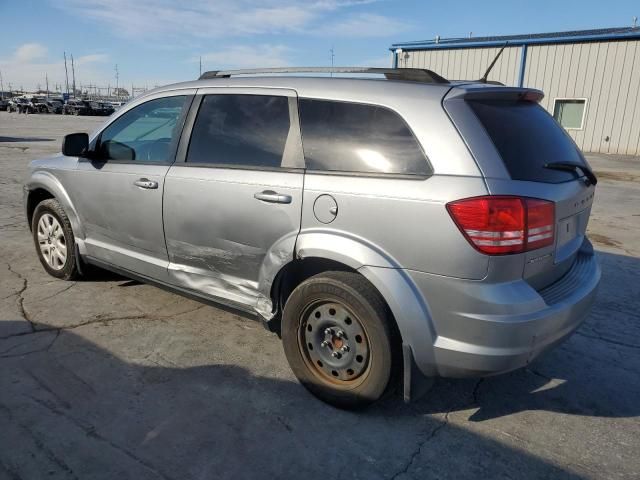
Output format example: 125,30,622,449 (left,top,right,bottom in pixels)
0,0,638,92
